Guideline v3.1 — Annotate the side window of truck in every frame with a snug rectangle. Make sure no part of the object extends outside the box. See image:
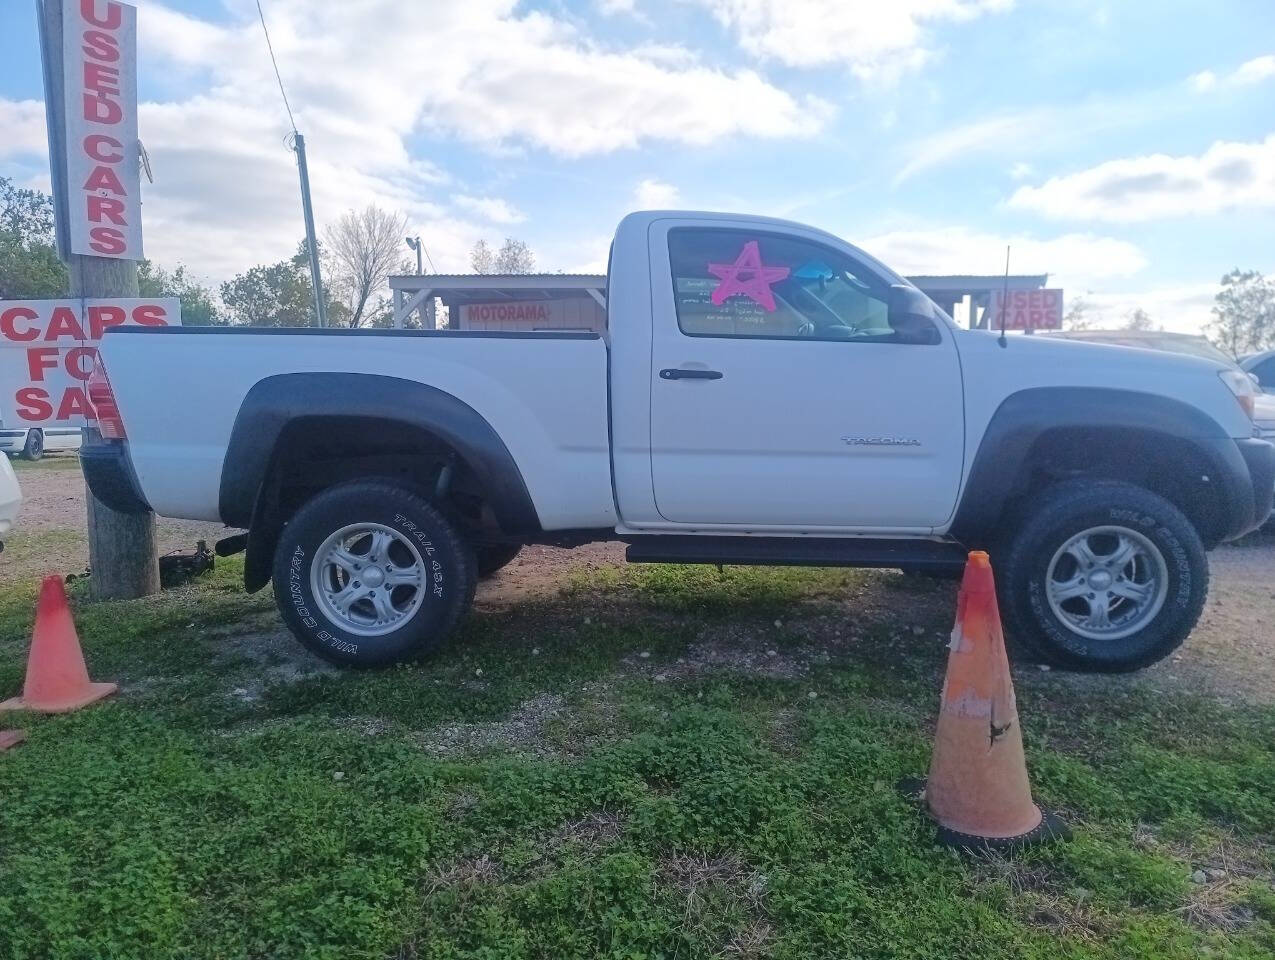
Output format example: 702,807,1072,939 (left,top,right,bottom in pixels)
668,228,895,341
